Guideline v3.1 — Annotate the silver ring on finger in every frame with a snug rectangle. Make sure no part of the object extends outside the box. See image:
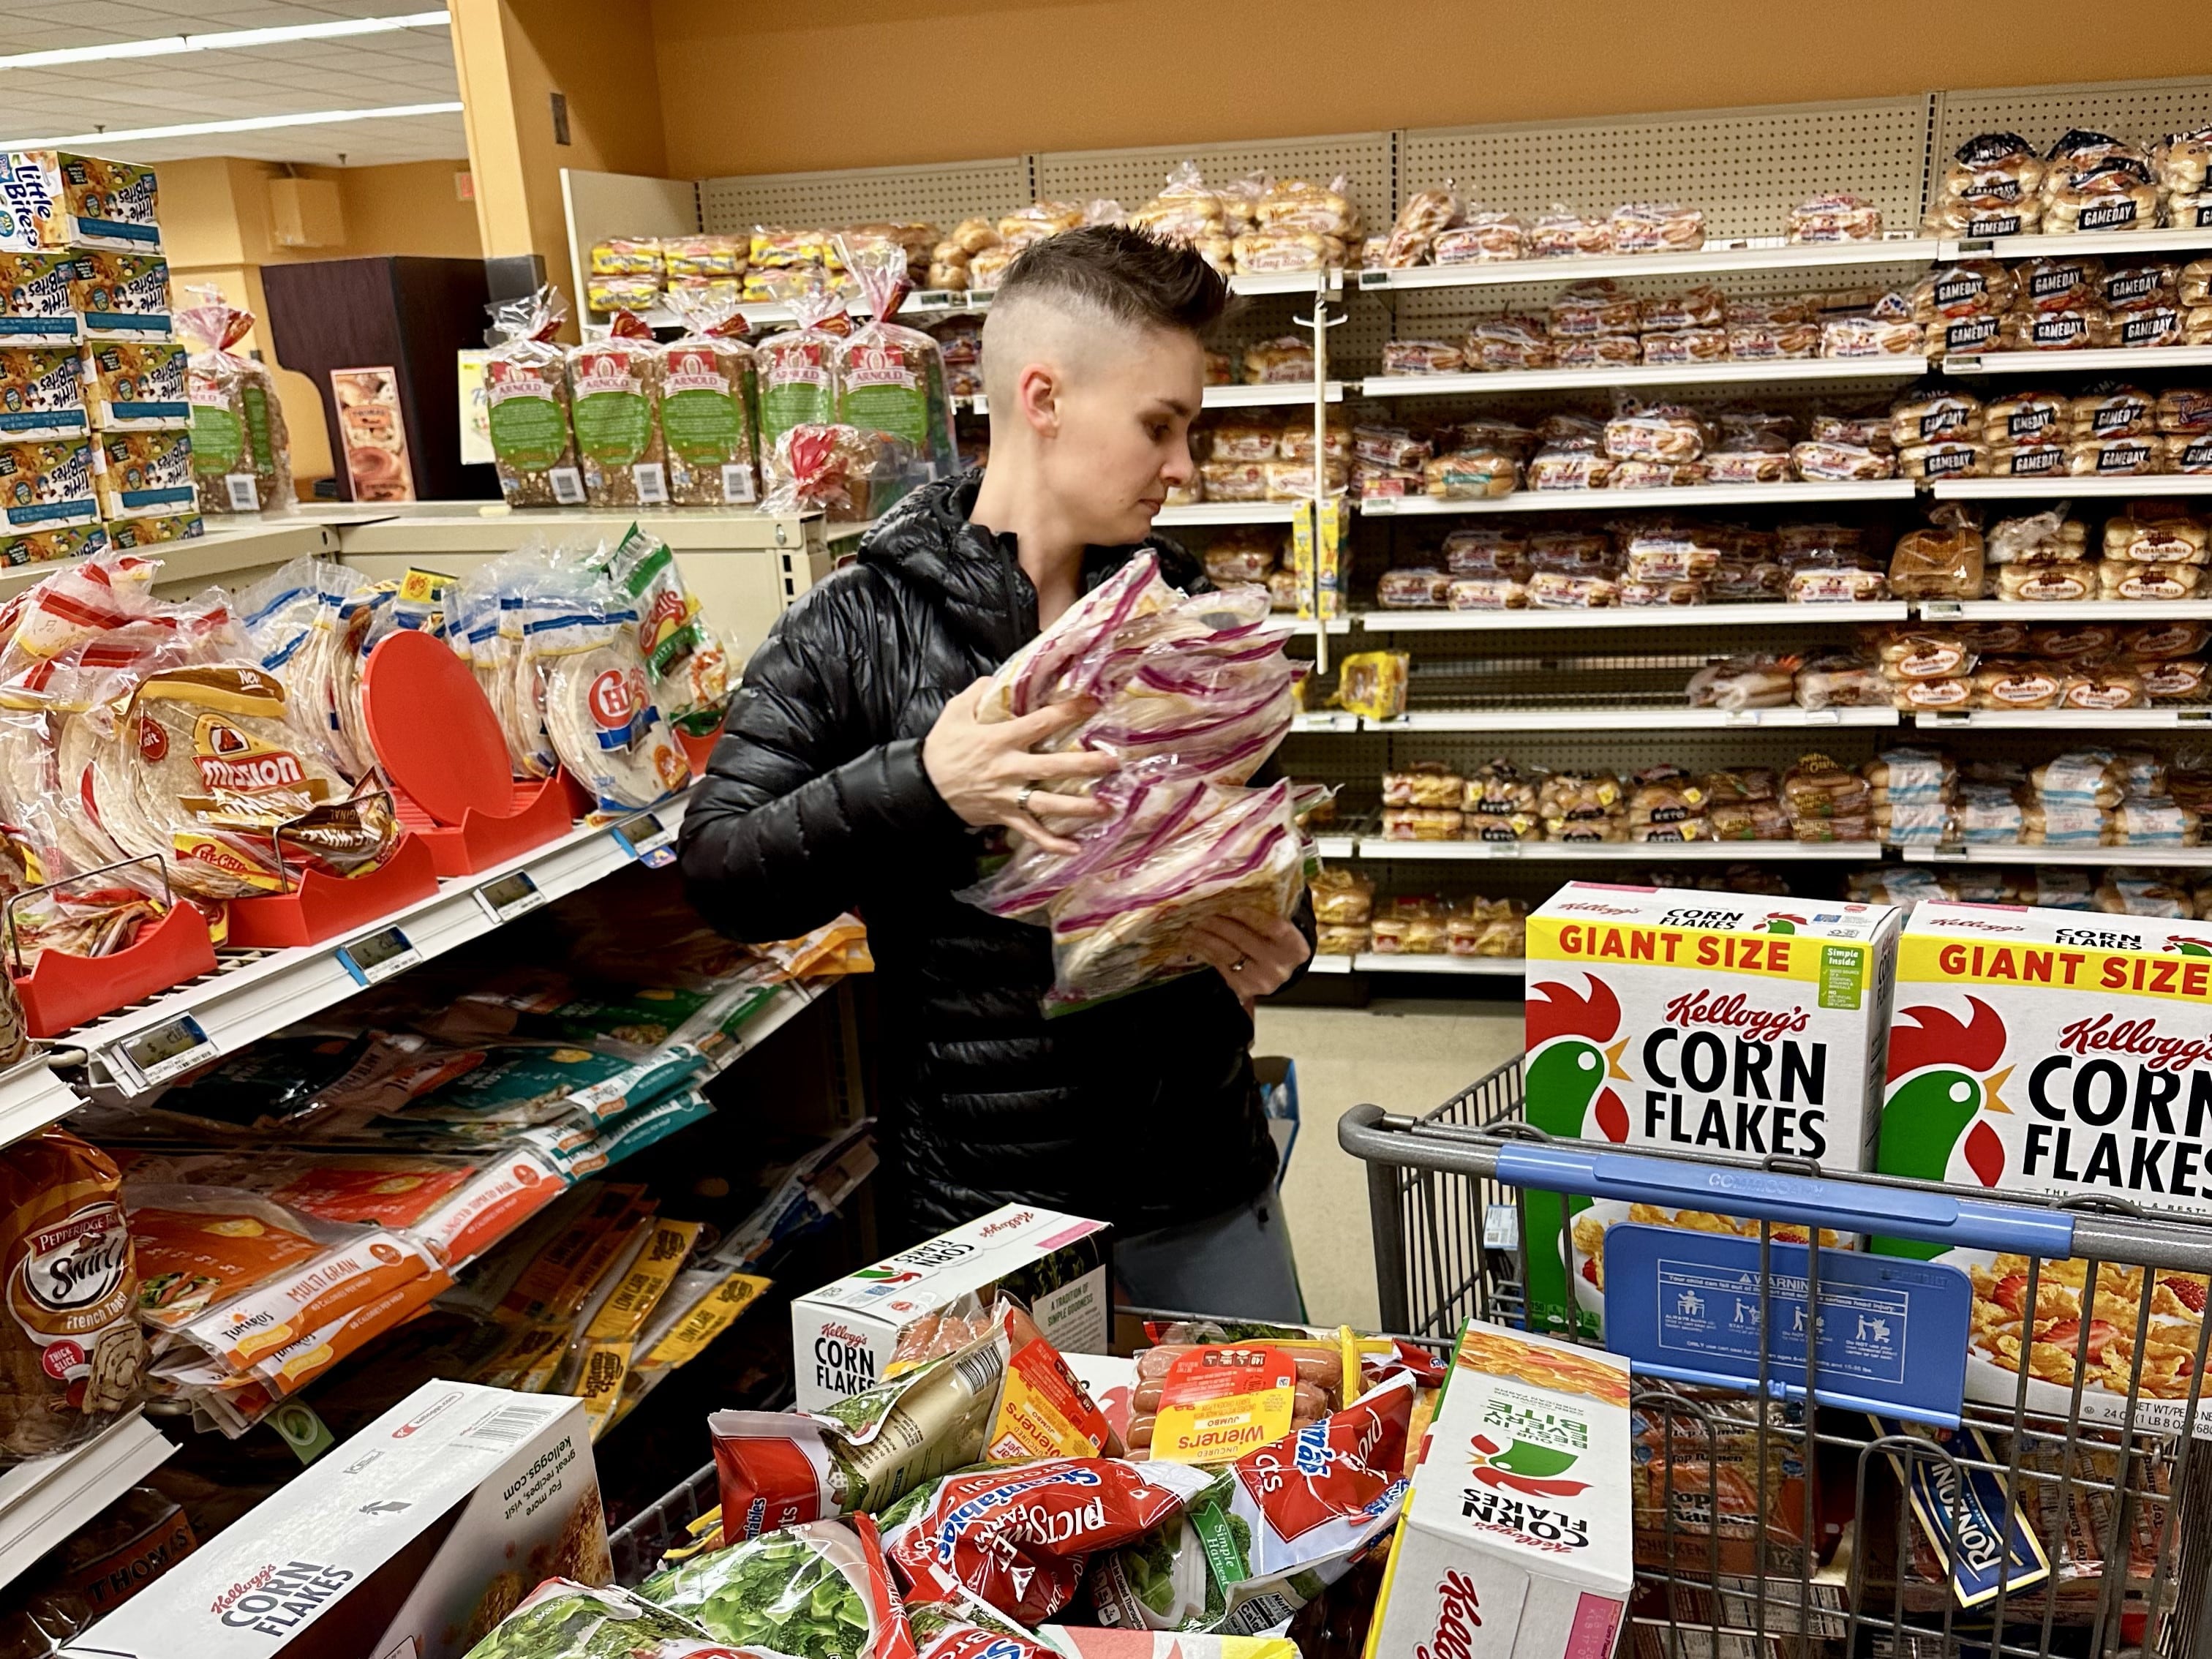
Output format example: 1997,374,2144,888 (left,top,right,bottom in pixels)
1015,783,1039,816
1230,956,1249,973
